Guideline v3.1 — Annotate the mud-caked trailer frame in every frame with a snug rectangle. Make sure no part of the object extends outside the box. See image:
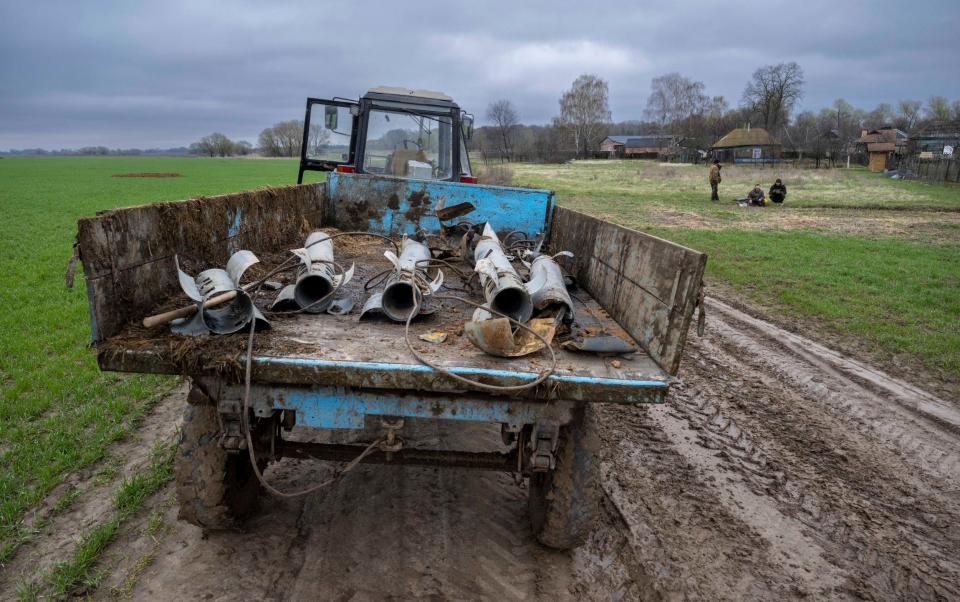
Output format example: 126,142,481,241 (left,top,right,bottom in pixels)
75,88,706,550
